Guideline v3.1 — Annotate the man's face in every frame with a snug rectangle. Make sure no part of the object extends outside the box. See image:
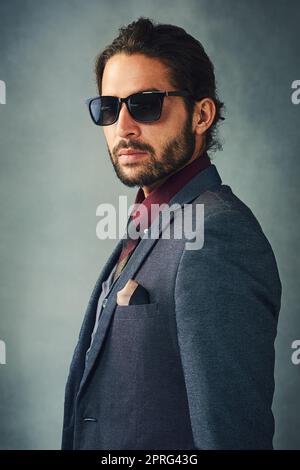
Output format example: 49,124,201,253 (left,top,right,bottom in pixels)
101,53,197,192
